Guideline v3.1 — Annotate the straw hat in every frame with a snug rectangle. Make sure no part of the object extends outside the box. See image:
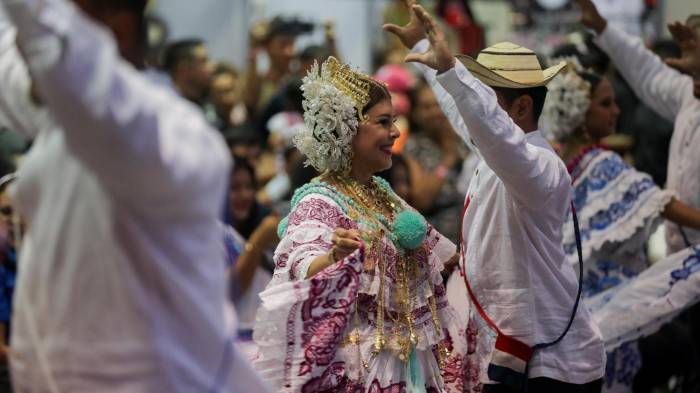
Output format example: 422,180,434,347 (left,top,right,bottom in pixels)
456,42,566,89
